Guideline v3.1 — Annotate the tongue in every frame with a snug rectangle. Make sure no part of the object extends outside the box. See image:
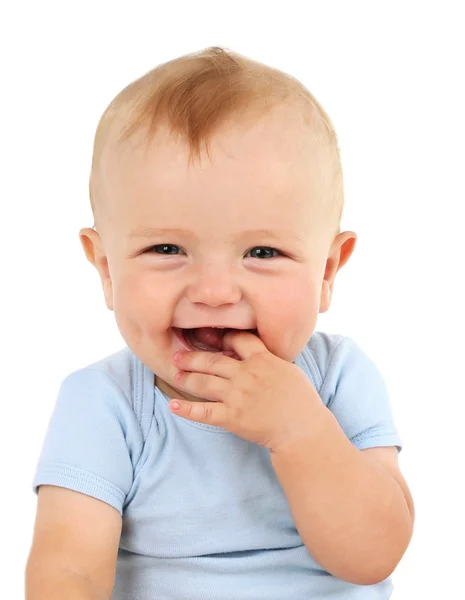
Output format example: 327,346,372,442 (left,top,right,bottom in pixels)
189,327,230,351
